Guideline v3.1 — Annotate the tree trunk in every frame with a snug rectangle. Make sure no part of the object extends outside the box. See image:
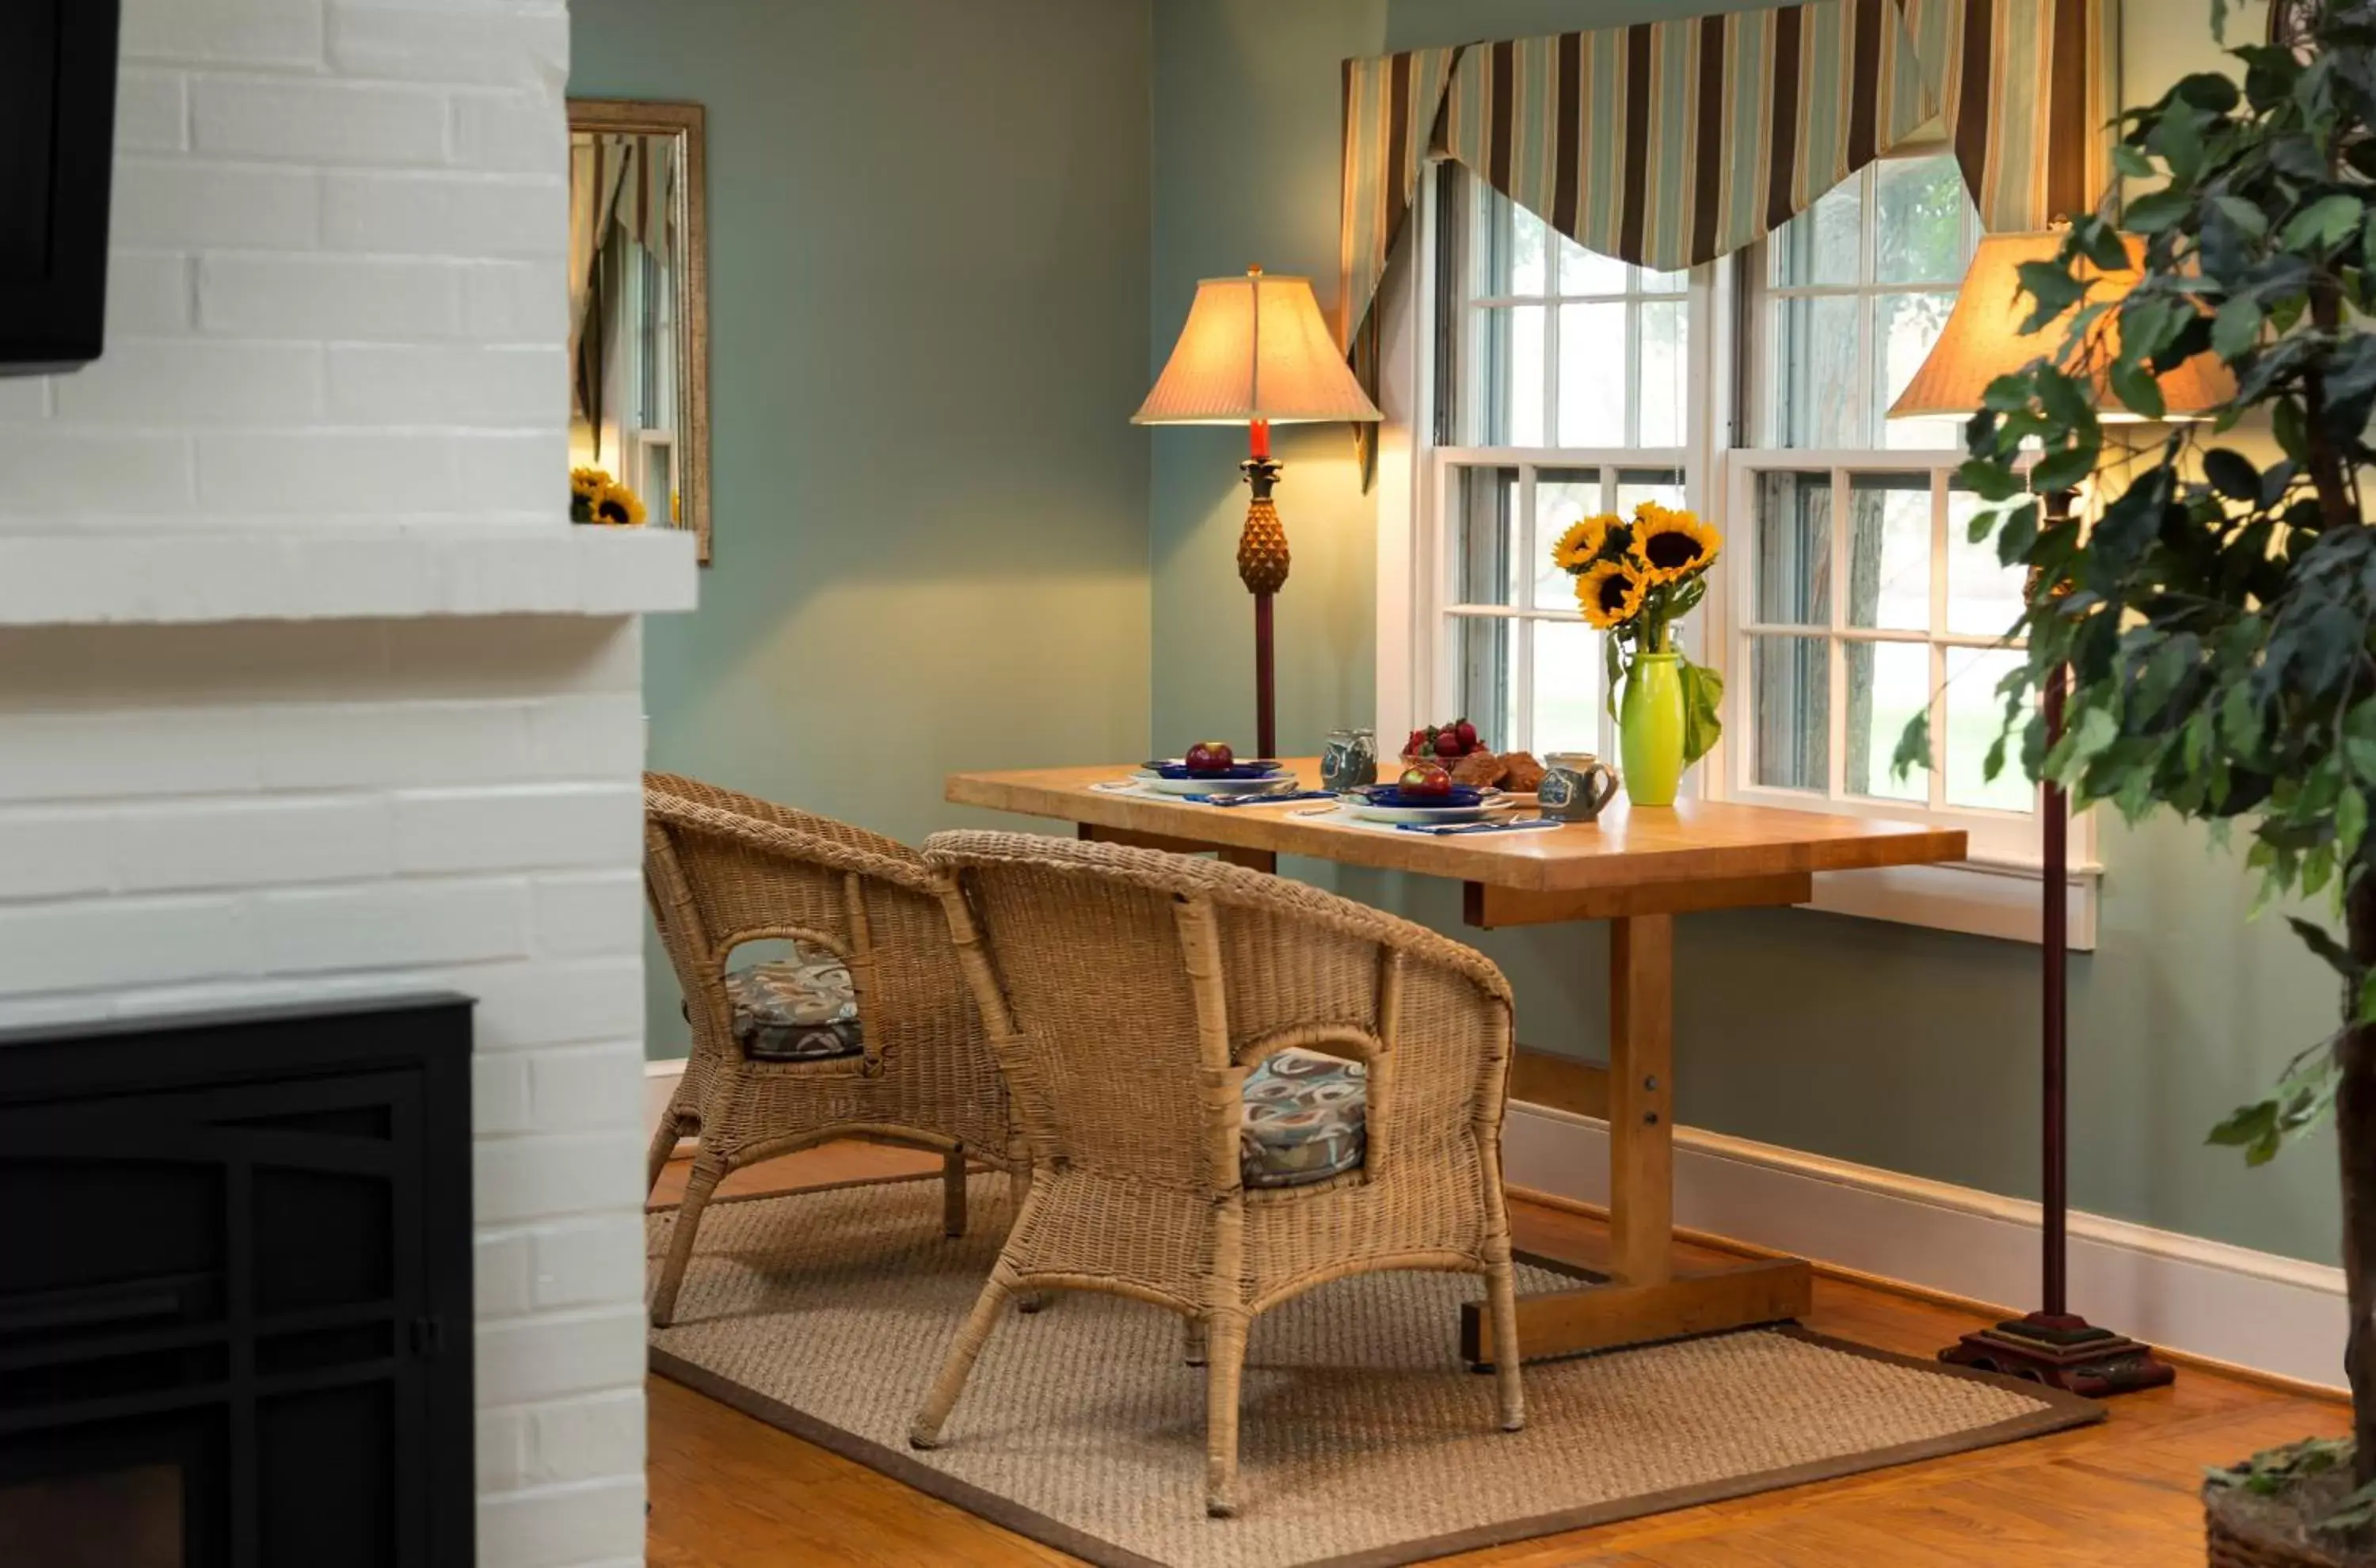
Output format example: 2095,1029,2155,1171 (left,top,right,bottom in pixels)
2341,872,2376,1486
